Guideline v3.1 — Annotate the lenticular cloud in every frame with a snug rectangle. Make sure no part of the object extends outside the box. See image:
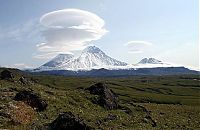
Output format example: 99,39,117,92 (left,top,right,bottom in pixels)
36,9,107,59
125,41,153,54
